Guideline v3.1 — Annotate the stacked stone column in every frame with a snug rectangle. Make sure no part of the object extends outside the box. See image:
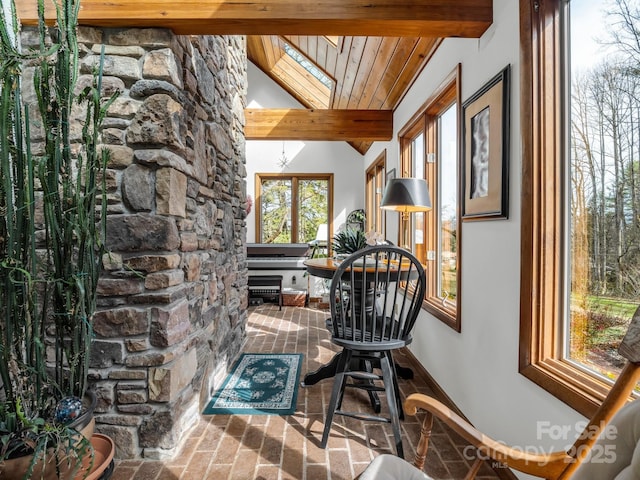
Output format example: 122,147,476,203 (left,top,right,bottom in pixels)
72,28,248,459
